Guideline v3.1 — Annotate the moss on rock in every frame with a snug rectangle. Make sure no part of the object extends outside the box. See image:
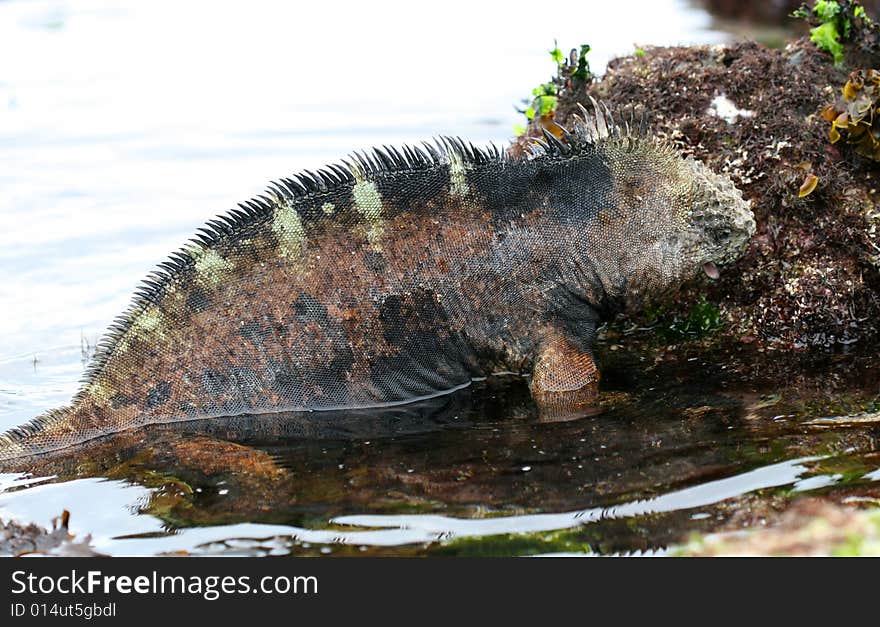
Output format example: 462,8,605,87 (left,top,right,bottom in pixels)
674,498,880,556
